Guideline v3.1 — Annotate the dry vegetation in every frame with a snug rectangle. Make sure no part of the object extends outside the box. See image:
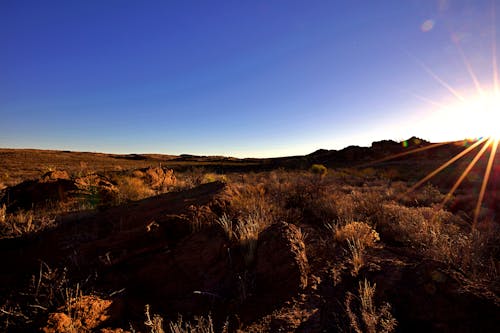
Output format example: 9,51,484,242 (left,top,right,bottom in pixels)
0,148,498,332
